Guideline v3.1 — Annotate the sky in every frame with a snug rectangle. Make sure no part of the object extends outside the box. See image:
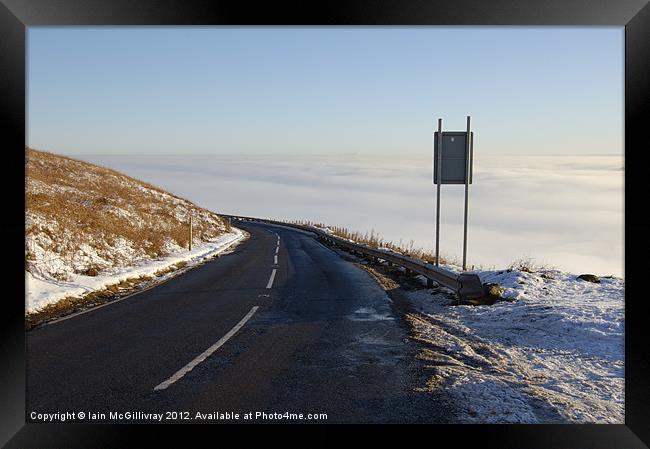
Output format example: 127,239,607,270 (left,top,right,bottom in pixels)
27,27,624,276
27,27,623,155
